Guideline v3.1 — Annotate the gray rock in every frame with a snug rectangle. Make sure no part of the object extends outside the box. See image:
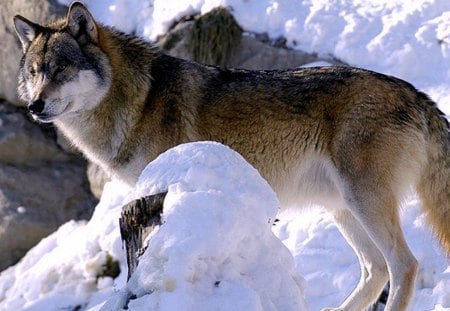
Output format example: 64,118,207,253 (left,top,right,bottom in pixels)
0,101,97,271
228,34,319,70
0,0,67,105
0,102,68,165
0,161,96,271
156,19,194,61
156,14,320,70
